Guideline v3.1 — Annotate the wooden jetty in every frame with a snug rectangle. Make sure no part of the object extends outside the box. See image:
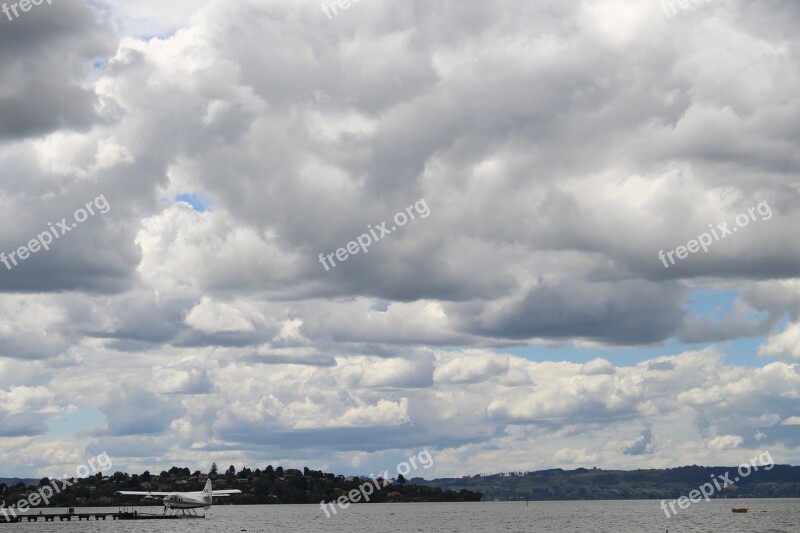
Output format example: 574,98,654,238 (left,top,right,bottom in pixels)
0,510,204,523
